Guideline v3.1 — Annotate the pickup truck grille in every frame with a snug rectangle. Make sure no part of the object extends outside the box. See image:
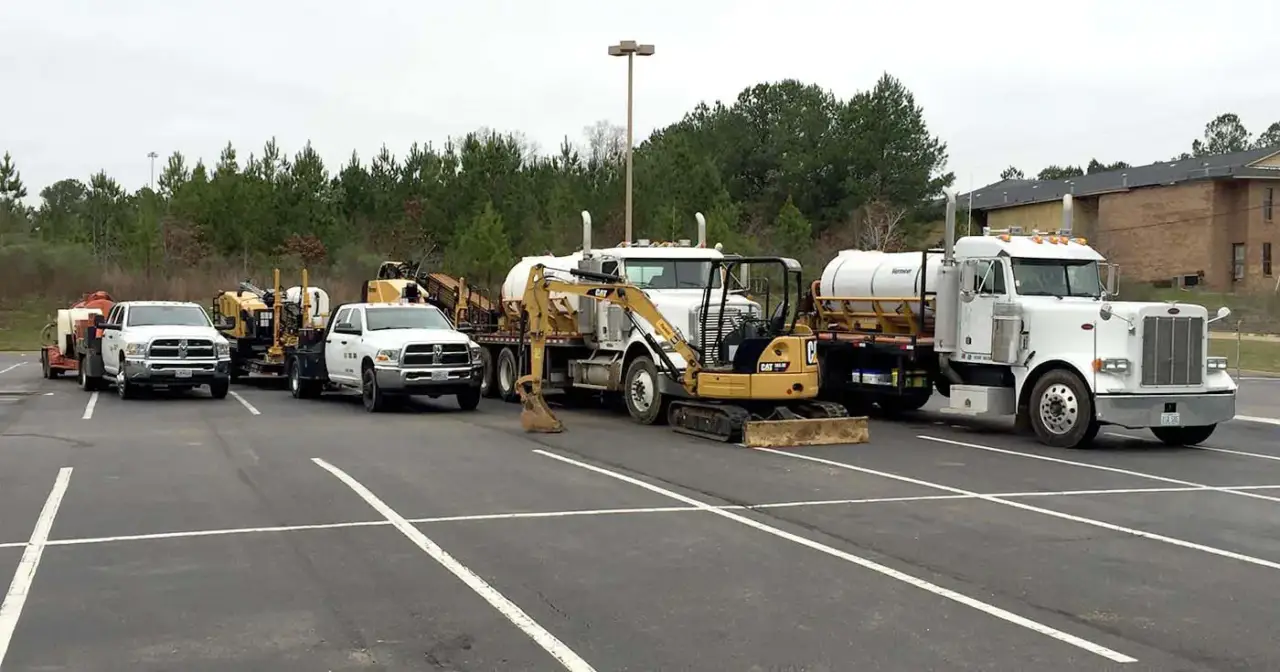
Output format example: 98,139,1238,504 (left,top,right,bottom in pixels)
148,338,216,359
402,343,469,367
1140,316,1204,386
